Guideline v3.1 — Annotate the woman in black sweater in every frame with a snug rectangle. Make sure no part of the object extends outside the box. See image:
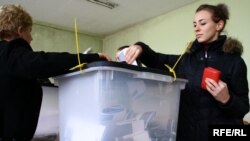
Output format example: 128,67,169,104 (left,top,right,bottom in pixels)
124,3,249,141
0,4,110,141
